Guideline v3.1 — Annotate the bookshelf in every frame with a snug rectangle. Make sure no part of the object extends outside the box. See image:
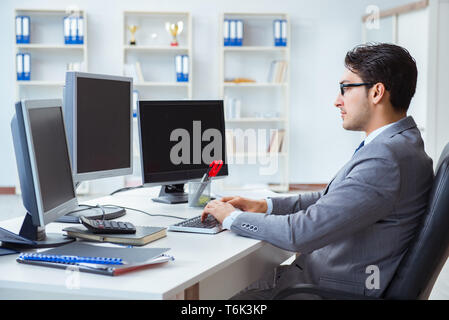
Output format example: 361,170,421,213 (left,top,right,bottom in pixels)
122,11,192,187
219,13,290,193
14,9,88,101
